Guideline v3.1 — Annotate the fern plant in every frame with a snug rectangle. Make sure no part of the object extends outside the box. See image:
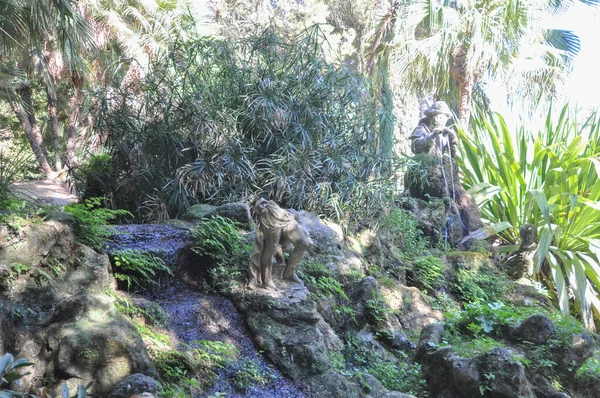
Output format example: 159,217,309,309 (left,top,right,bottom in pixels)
111,250,173,292
64,197,132,249
191,216,251,293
